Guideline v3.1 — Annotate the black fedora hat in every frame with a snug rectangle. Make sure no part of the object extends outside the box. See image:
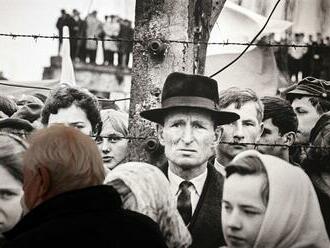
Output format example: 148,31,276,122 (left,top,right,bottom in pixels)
140,72,239,125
